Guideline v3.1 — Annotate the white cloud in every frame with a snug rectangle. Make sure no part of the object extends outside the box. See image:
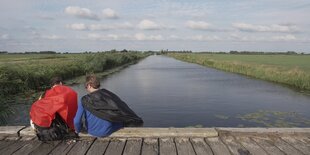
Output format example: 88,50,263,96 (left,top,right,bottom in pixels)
65,6,99,20
232,23,298,33
138,20,161,30
272,34,297,41
229,33,298,42
38,15,55,20
1,34,8,39
67,22,134,31
186,21,210,30
102,8,118,19
66,23,88,30
134,33,164,40
87,33,130,40
89,24,112,31
41,35,64,40
190,35,221,41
